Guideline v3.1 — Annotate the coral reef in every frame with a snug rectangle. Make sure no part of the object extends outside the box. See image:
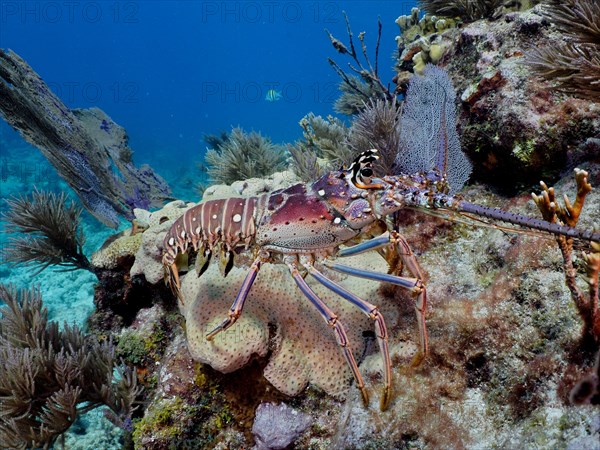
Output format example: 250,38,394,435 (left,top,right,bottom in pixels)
203,127,287,185
395,6,600,192
0,49,171,228
2,189,93,274
73,10,600,444
87,165,600,448
394,7,460,80
322,166,600,449
294,66,470,185
526,0,600,100
0,284,141,449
